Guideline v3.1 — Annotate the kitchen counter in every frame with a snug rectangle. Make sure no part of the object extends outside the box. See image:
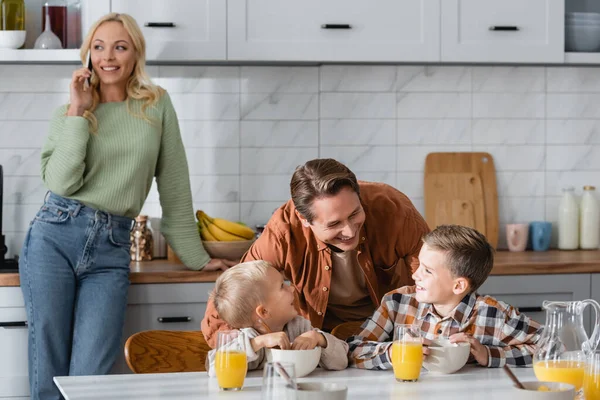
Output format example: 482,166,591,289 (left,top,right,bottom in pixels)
1,250,599,287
